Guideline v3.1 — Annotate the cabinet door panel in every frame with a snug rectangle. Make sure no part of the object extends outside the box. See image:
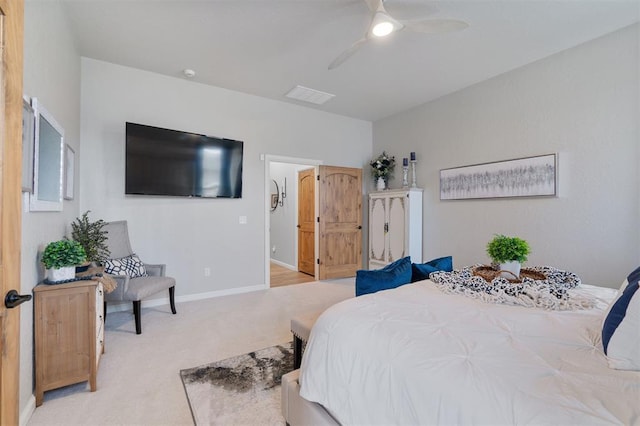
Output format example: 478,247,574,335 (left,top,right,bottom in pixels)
369,197,386,263
368,189,422,269
388,196,406,262
40,289,91,384
34,281,100,406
